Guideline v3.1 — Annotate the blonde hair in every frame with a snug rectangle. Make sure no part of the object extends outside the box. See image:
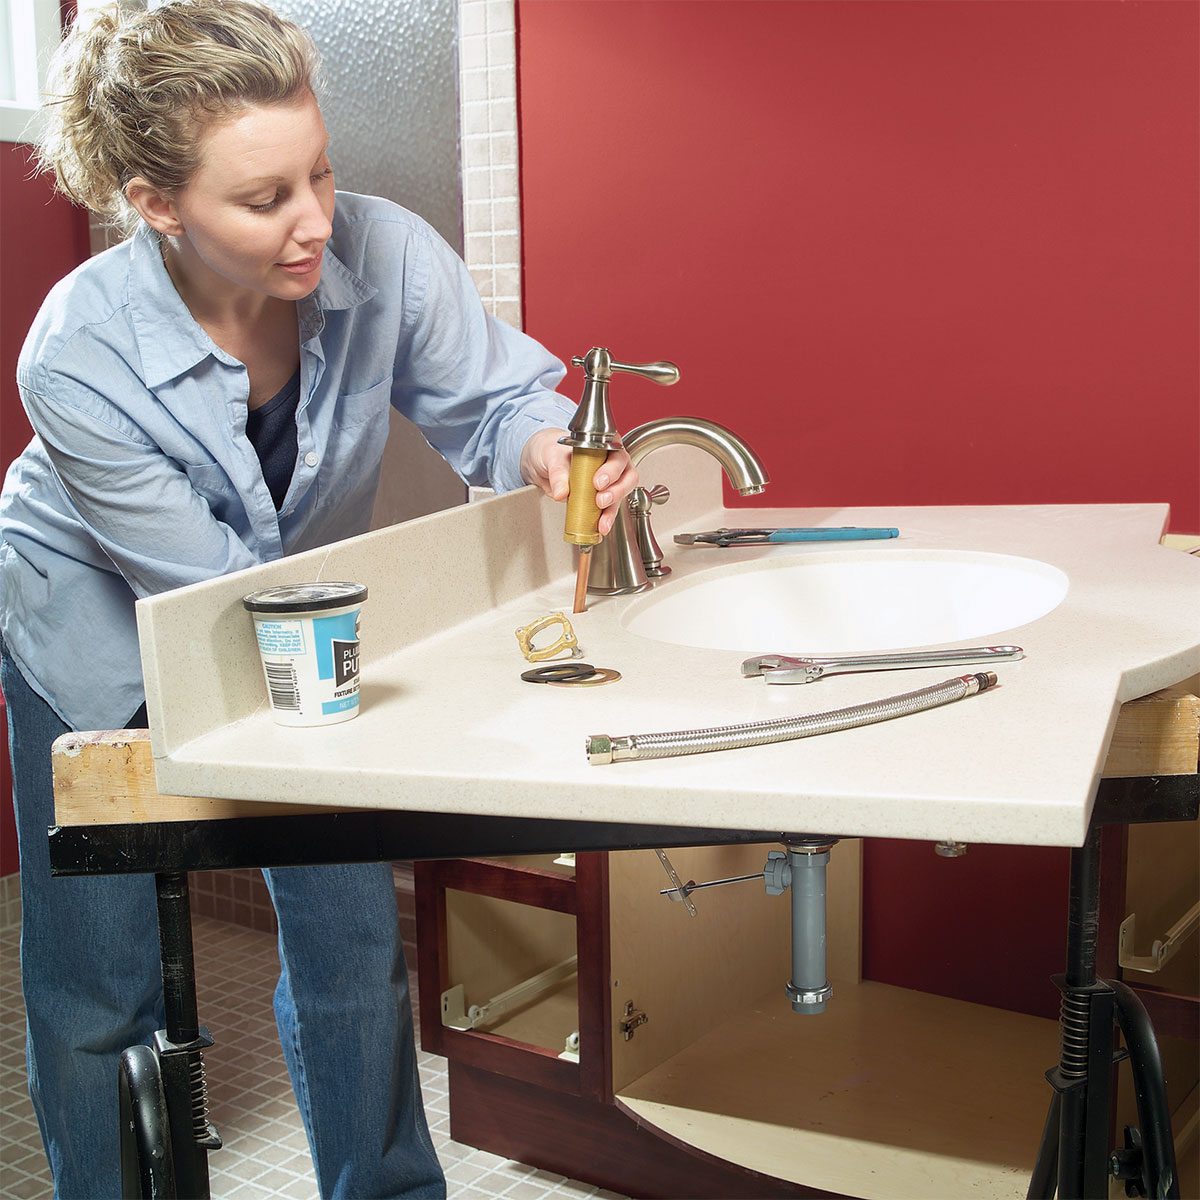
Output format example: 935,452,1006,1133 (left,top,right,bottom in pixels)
37,0,322,234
